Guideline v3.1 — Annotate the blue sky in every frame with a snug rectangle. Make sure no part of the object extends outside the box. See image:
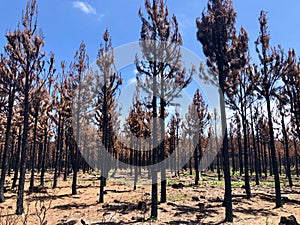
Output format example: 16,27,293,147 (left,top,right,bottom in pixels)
1,0,300,65
1,0,299,121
